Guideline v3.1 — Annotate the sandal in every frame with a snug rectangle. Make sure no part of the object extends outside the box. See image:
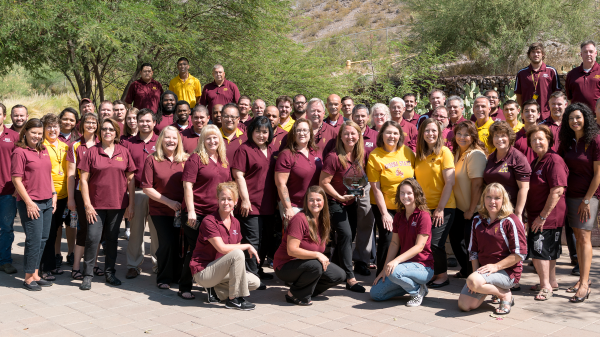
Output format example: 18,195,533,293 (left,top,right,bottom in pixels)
534,288,553,301
570,288,591,303
157,283,170,289
71,269,83,280
491,295,500,304
531,284,558,292
93,266,105,276
566,281,591,293
511,284,521,291
495,297,514,315
177,291,195,300
285,294,312,306
41,272,56,281
48,268,64,275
